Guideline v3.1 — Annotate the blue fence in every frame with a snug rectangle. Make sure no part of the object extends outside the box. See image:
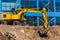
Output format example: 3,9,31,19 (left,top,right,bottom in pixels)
0,0,2,13
1,0,60,26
